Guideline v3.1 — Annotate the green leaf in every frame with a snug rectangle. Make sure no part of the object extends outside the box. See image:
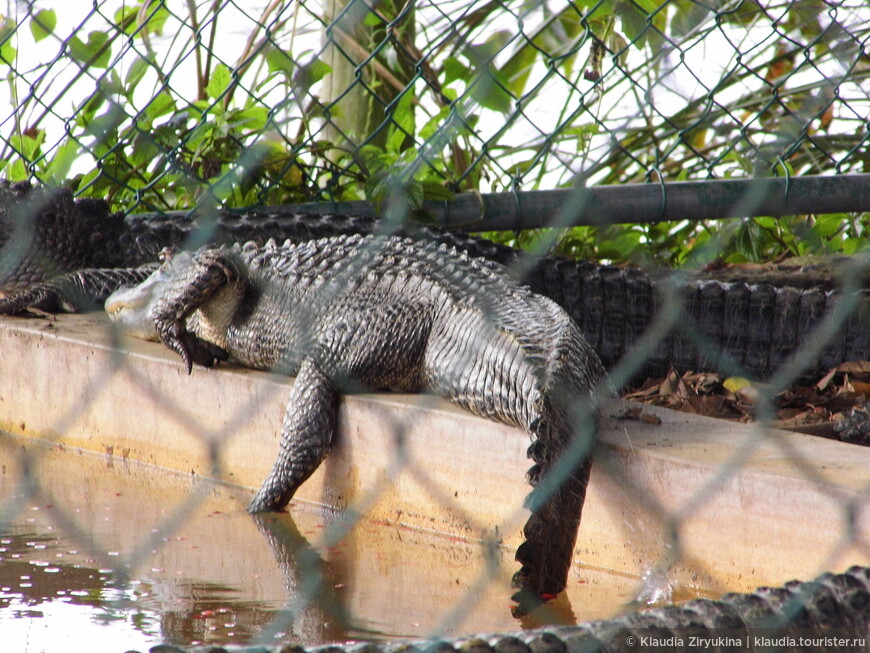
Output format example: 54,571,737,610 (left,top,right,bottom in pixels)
670,0,712,37
228,106,269,132
420,180,454,202
464,31,511,64
498,40,537,98
719,0,763,27
77,168,101,191
265,48,294,78
30,9,57,42
617,1,654,48
584,0,615,23
843,237,866,256
138,2,170,35
386,91,415,153
12,131,45,159
735,219,766,261
114,6,138,34
130,133,159,168
8,158,27,181
115,1,169,37
45,139,80,183
362,10,384,27
294,60,332,92
812,213,845,239
443,57,470,86
144,91,176,123
85,106,125,146
0,16,16,66
606,31,629,66
69,31,112,69
125,56,151,95
74,91,108,130
358,144,396,173
406,179,424,209
420,106,451,141
599,229,643,260
0,16,13,38
206,63,233,100
470,66,513,114
0,42,15,66
184,120,212,151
